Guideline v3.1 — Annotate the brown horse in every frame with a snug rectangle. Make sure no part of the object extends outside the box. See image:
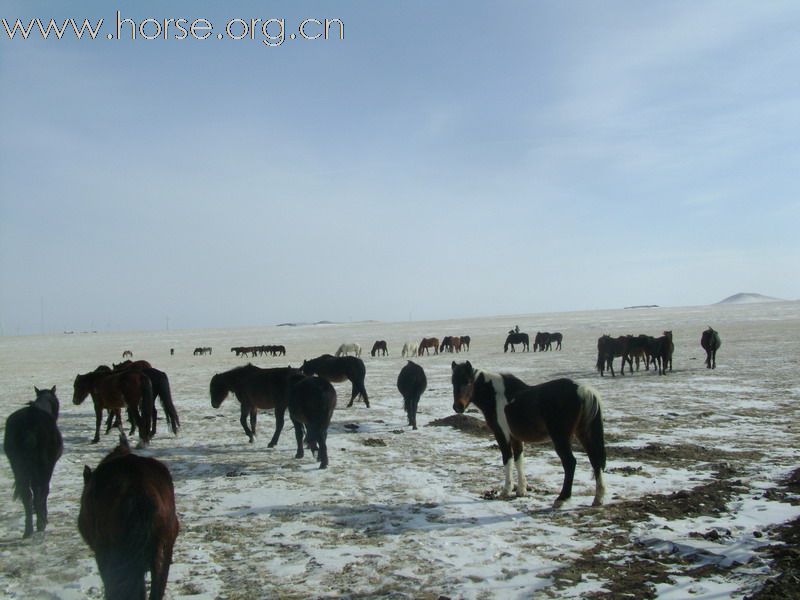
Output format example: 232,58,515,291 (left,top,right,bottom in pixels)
73,367,154,446
210,364,299,444
418,337,439,356
111,361,180,437
79,435,179,600
370,340,388,357
300,354,369,407
451,361,606,508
